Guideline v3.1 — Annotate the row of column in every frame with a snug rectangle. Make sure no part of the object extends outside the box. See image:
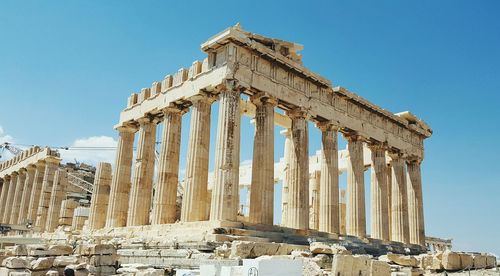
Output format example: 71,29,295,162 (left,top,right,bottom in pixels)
0,157,61,230
102,88,424,246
